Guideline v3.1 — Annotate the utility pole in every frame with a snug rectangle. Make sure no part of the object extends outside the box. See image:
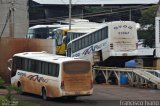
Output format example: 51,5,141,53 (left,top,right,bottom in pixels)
129,8,132,21
69,0,72,30
9,0,15,37
81,6,83,19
